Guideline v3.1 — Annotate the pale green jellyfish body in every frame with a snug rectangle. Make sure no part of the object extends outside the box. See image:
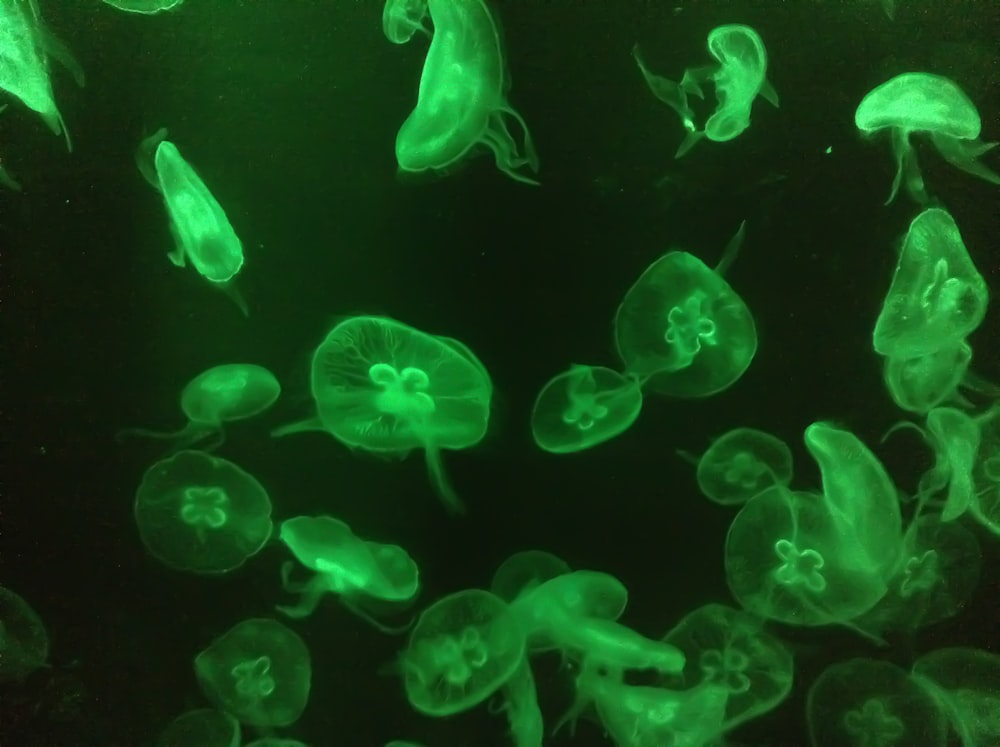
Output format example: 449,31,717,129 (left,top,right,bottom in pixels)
276,515,419,630
855,73,1000,204
395,0,539,185
119,363,281,451
0,0,84,150
155,709,240,747
194,618,311,728
490,550,571,603
689,427,793,506
882,341,972,413
137,129,248,315
273,316,492,514
614,222,756,397
911,648,1000,747
873,209,988,359
102,0,185,13
807,658,947,747
383,0,429,43
402,589,525,716
0,586,49,682
134,450,273,574
531,365,643,453
970,415,1000,537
